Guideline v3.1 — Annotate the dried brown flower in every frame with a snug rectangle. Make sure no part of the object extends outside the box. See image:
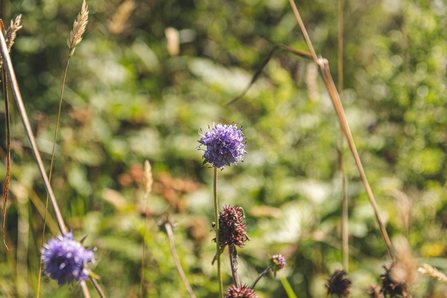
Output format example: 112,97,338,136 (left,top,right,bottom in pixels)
381,262,409,298
326,270,351,297
214,205,250,249
368,283,383,298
